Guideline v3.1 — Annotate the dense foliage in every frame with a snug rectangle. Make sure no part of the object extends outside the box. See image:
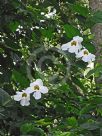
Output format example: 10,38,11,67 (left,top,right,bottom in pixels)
0,0,102,135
